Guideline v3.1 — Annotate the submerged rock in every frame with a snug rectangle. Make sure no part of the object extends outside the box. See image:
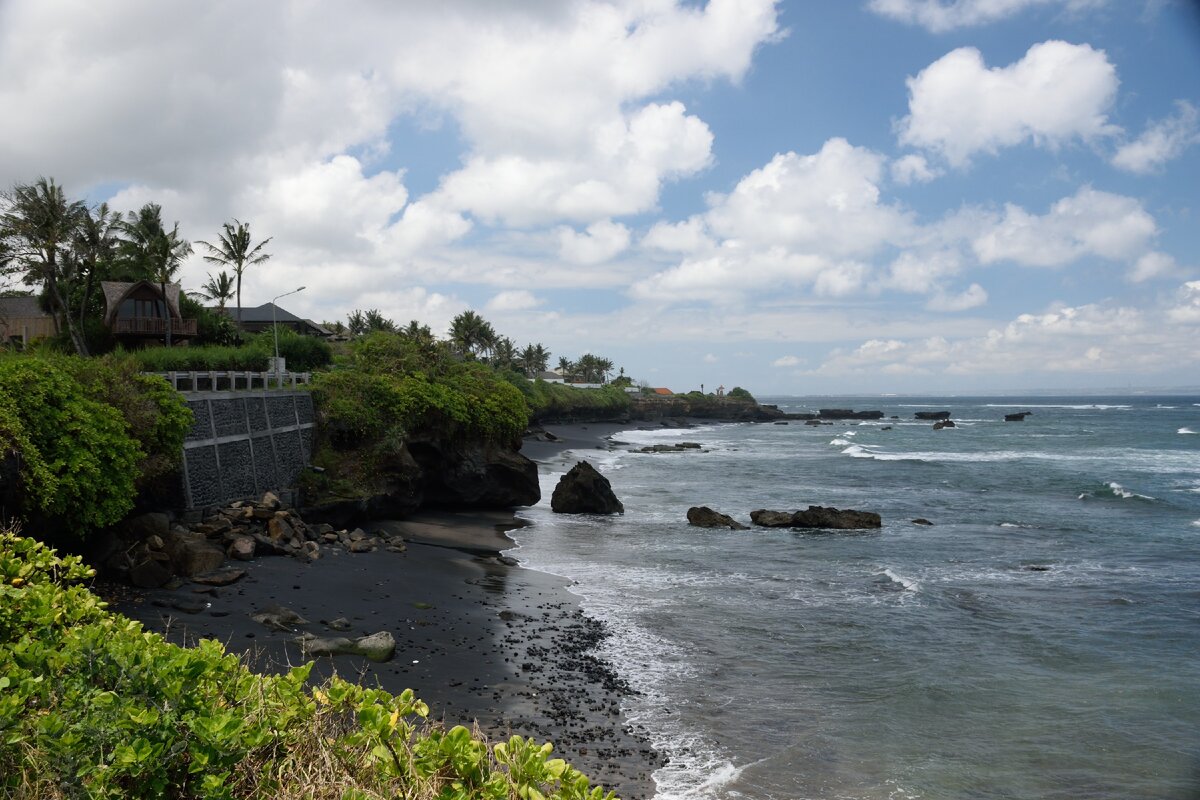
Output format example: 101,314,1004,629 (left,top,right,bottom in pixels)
686,506,748,530
551,461,624,515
